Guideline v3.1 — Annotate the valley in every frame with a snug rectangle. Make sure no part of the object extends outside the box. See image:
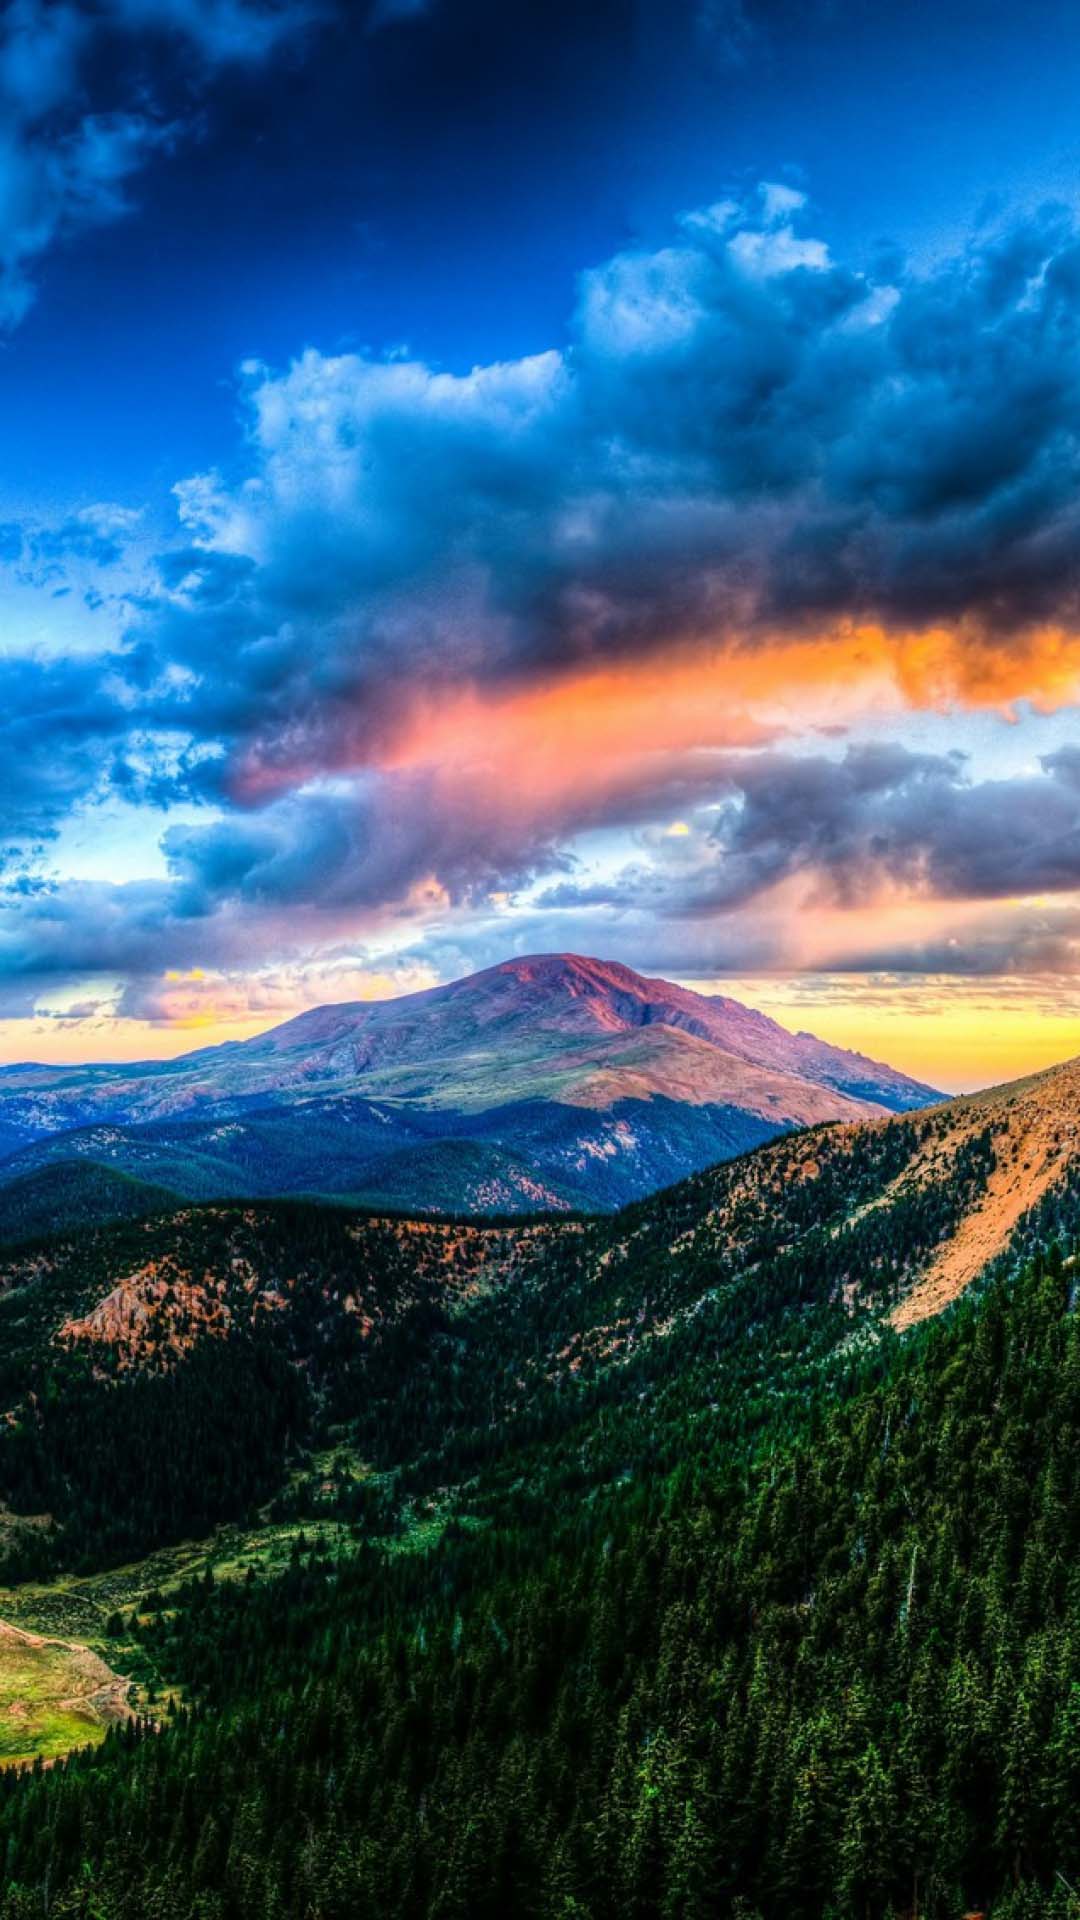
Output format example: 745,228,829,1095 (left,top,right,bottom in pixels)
0,1043,1077,1910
